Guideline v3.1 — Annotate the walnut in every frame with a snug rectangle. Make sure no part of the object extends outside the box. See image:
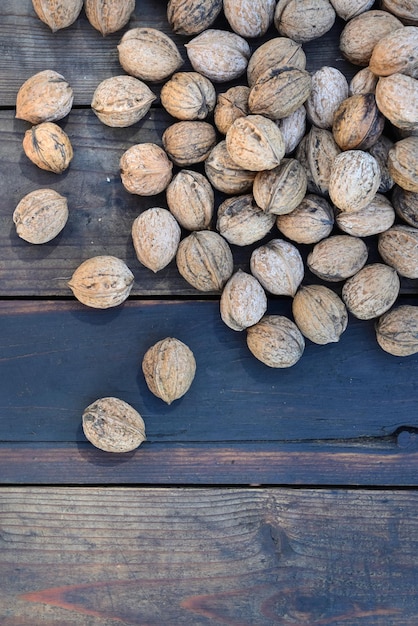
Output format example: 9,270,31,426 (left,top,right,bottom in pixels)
205,140,256,195
276,106,307,154
185,29,251,82
23,122,73,174
307,235,368,282
162,121,217,166
166,170,214,231
336,193,395,237
176,231,233,292
118,27,183,82
82,397,146,453
91,76,156,127
369,135,395,193
253,158,307,216
392,185,418,228
378,225,418,278
274,0,336,43
16,70,73,124
142,338,196,404
328,149,381,212
340,10,403,66
349,67,378,96
224,0,276,38
247,315,305,368
305,66,349,129
247,36,306,88
120,143,173,196
332,93,385,151
276,194,334,244
225,114,285,171
387,137,418,192
369,26,418,77
330,0,374,21
292,284,348,344
131,208,181,273
68,256,134,309
160,72,216,121
216,194,275,246
376,305,418,357
375,73,418,132
32,0,83,31
250,238,304,296
167,0,222,35
342,263,400,320
248,66,312,120
84,0,135,36
296,127,341,196
214,86,250,135
220,270,267,331
13,188,68,244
